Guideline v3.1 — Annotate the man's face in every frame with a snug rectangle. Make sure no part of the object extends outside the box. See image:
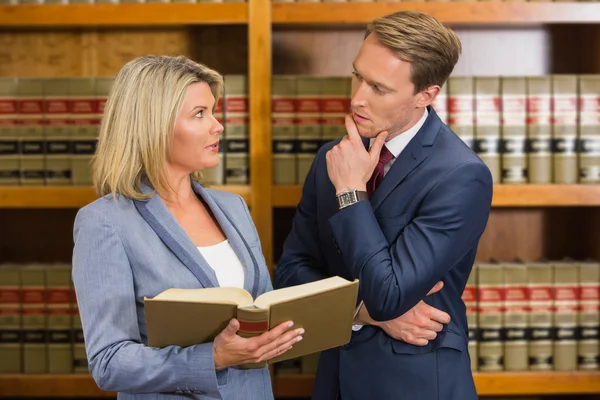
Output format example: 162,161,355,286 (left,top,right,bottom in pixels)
350,34,424,140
